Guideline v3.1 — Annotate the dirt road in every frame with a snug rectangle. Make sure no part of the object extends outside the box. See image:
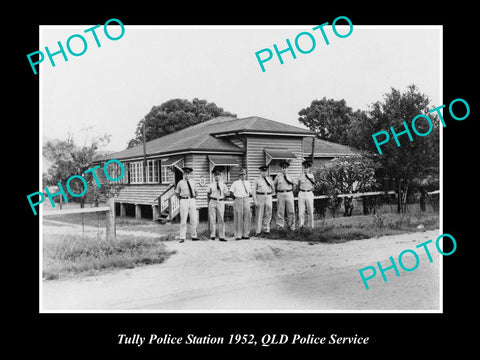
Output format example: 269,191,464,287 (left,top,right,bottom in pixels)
41,229,441,311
